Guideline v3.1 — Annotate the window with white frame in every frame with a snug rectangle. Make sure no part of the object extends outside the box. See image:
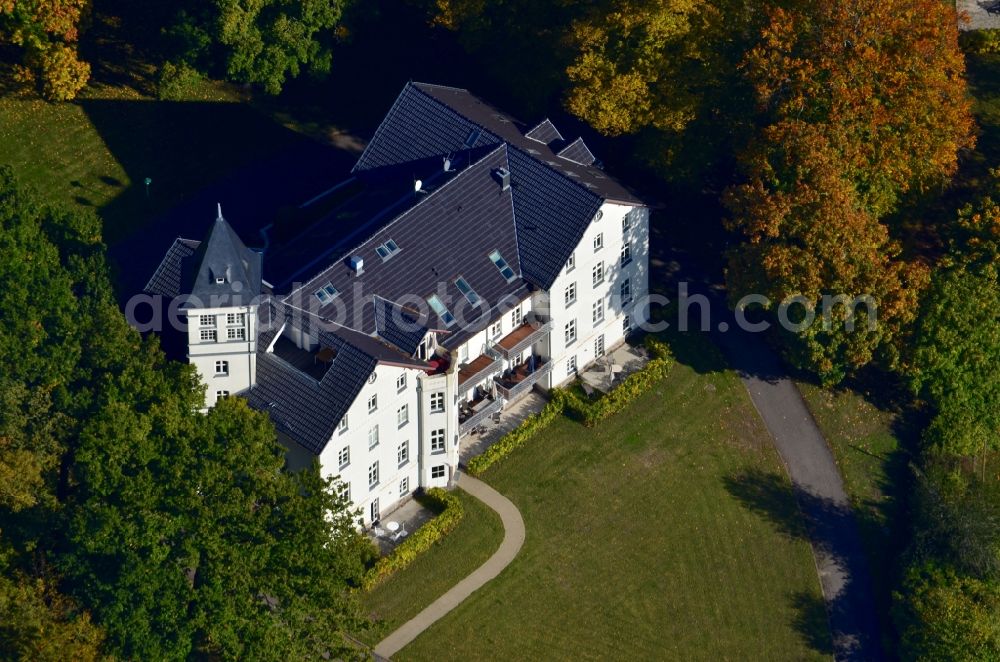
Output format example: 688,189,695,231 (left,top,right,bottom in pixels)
459,344,468,363
594,233,604,252
396,373,406,392
595,334,606,357
430,391,445,412
566,355,577,376
621,278,632,304
370,498,379,522
338,415,348,433
216,390,229,399
592,299,605,326
565,282,577,307
431,465,446,479
431,428,446,453
368,425,379,449
620,241,632,267
399,477,410,497
337,482,350,503
226,312,245,326
489,321,502,341
565,252,575,273
200,315,216,327
397,440,409,467
623,315,631,333
338,446,350,468
215,360,229,375
565,319,577,345
592,261,605,287
368,462,379,488
623,210,633,233
227,327,245,341
368,394,377,412
200,329,217,342
511,305,523,327
397,404,409,427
